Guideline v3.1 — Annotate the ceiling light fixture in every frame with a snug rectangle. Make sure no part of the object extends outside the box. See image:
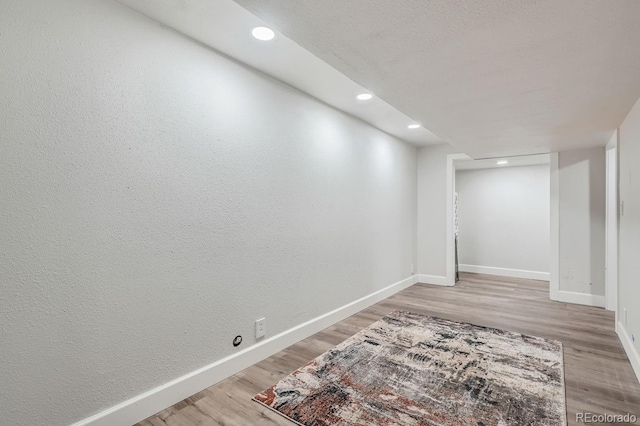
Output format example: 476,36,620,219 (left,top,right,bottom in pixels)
408,124,421,129
497,160,509,165
357,93,373,101
252,26,275,41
